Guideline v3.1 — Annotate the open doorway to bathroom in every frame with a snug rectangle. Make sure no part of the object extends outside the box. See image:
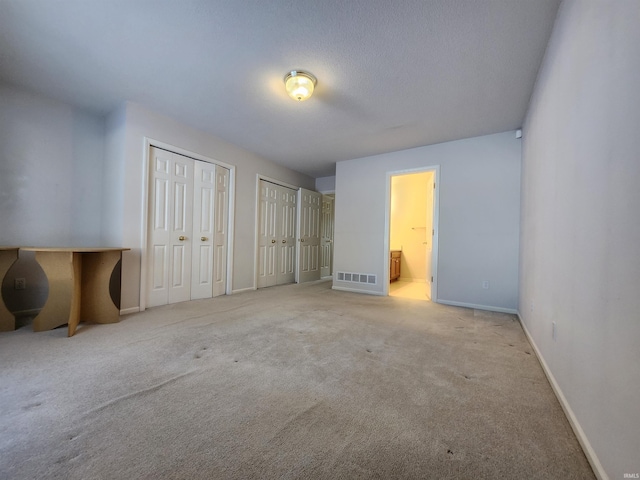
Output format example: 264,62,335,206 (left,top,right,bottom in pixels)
388,168,438,301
